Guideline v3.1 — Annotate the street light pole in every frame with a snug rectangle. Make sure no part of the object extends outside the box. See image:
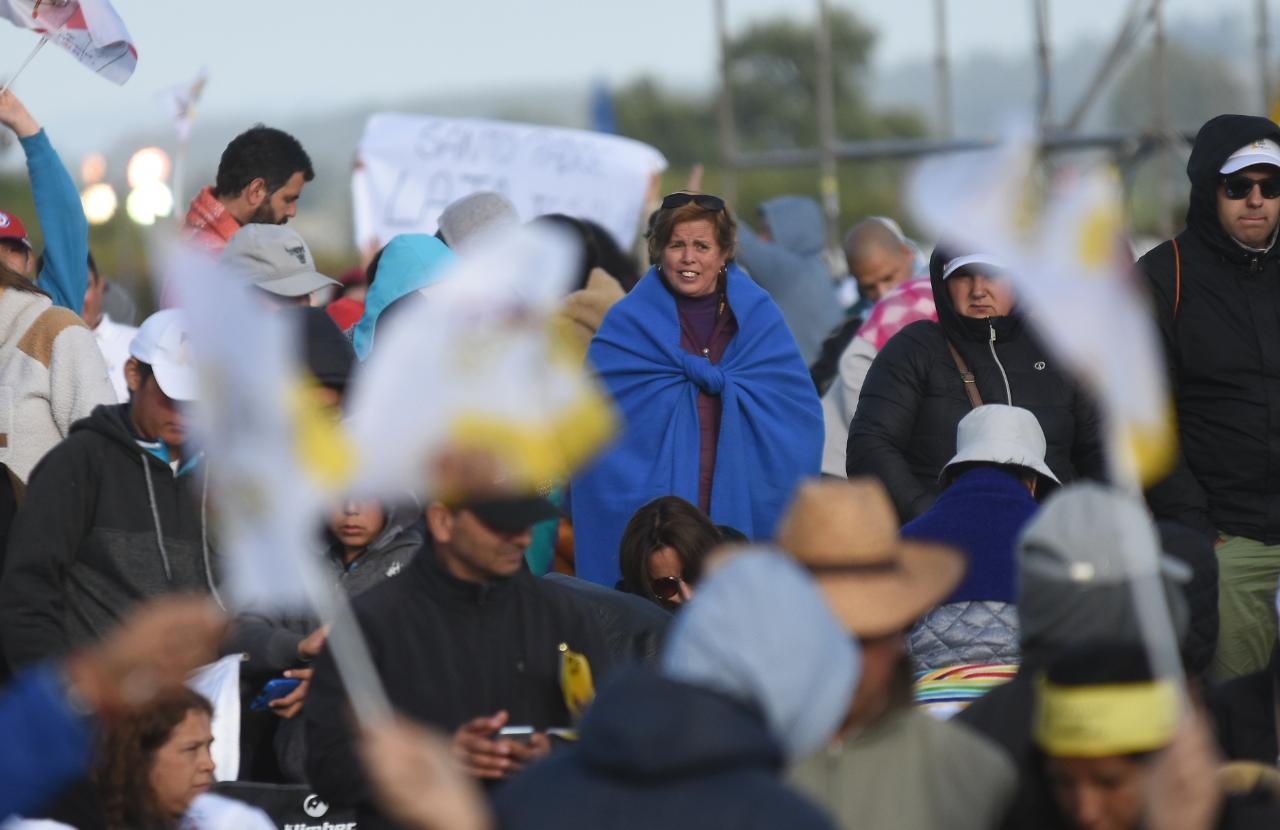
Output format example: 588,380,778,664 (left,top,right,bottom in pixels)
934,0,954,138
815,0,840,248
1260,0,1273,116
714,0,739,208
